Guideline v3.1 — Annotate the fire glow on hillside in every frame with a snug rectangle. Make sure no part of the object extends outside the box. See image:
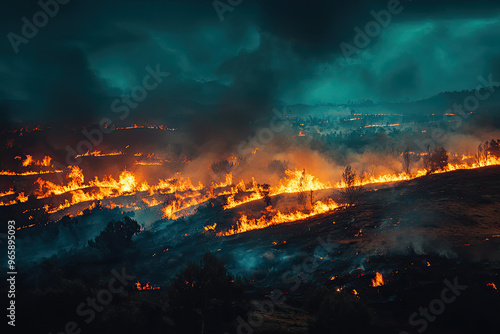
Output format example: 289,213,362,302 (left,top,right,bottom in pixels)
2,145,500,235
